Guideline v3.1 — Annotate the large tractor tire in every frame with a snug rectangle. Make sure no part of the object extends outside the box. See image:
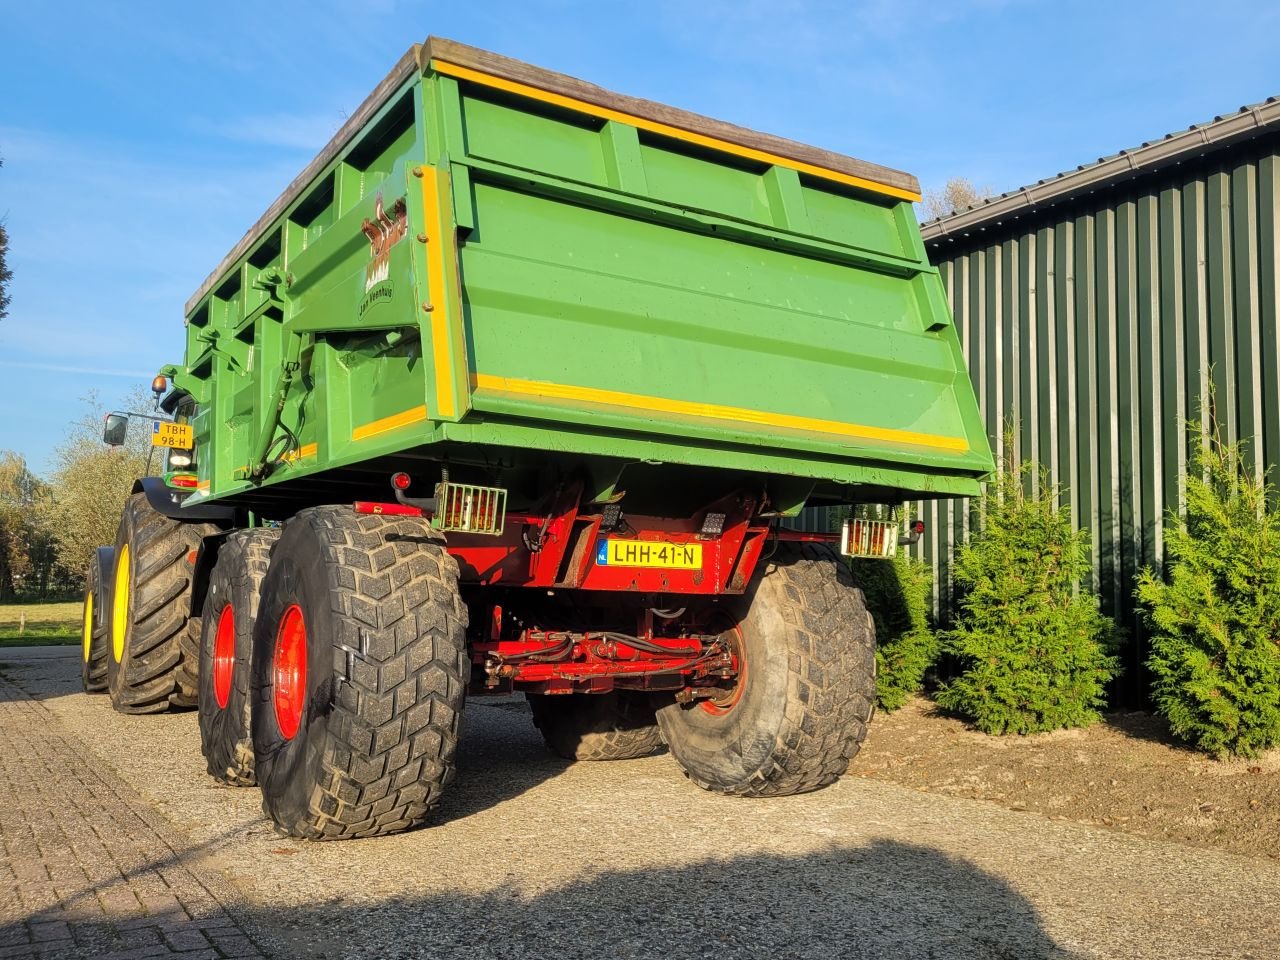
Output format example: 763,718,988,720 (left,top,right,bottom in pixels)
529,692,663,761
80,548,112,693
198,528,279,786
656,542,876,797
106,493,219,714
251,507,469,840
